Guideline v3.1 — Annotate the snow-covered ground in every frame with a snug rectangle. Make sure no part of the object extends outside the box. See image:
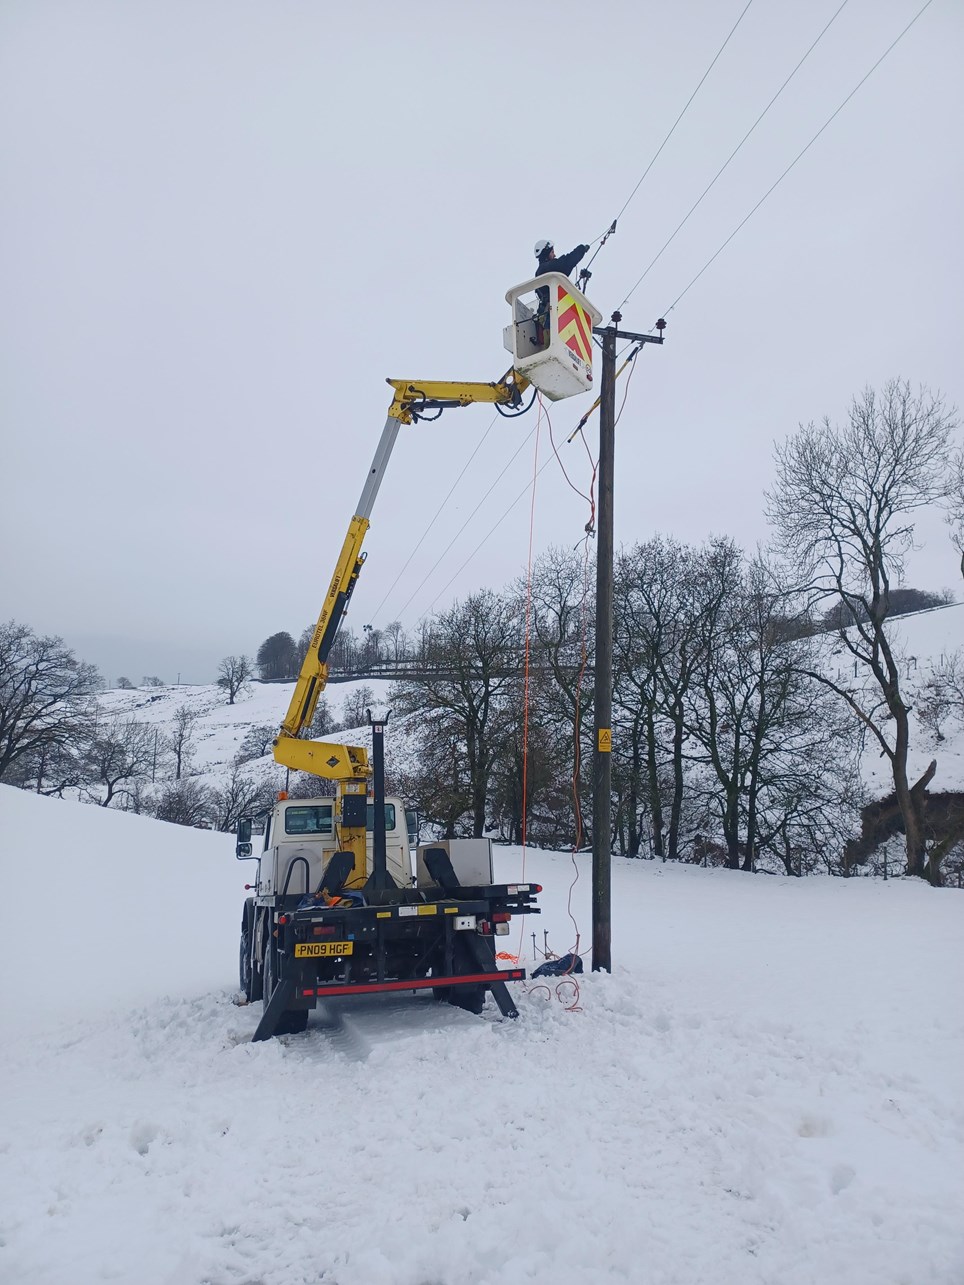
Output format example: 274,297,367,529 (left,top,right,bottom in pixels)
1,786,962,1285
